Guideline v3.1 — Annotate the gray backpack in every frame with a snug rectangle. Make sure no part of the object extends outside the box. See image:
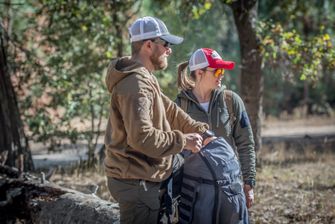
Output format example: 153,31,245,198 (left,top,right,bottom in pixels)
179,137,249,224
